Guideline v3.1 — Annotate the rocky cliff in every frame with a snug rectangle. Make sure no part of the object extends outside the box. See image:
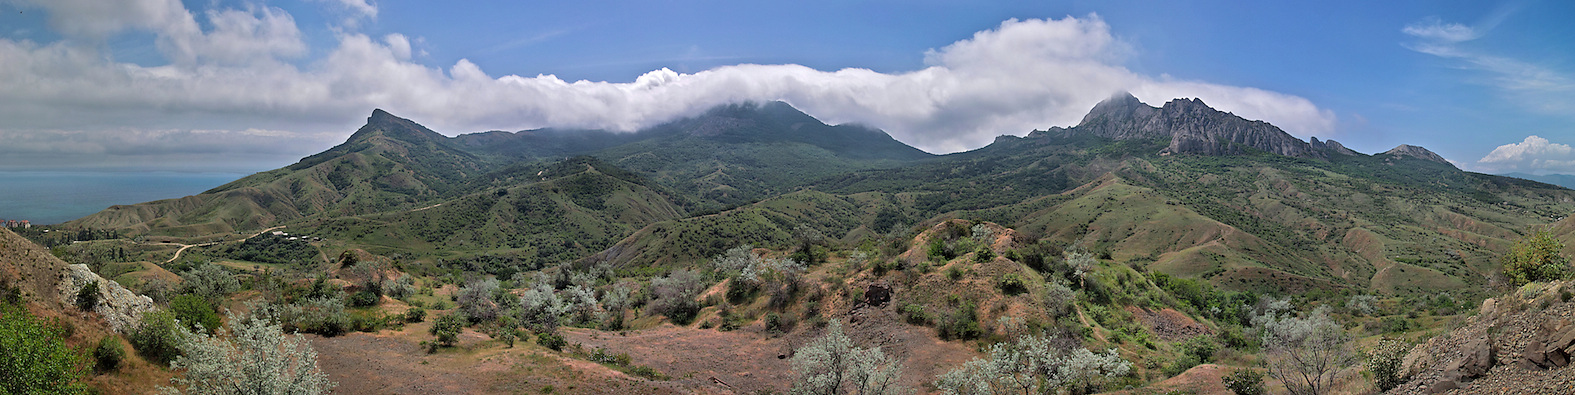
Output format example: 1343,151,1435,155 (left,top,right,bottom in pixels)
1071,92,1327,159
